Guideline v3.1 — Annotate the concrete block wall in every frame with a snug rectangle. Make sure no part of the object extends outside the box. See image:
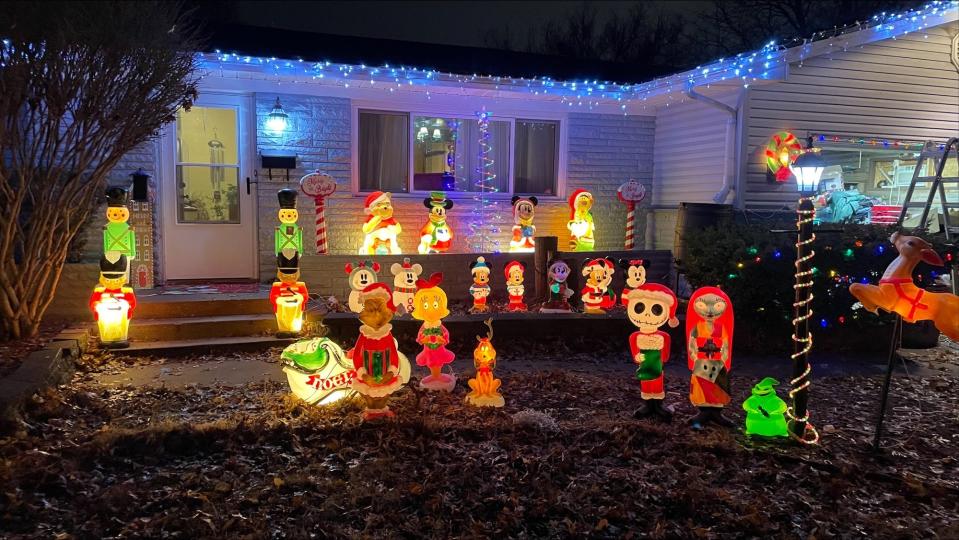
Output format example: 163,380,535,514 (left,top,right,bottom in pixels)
255,93,657,277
